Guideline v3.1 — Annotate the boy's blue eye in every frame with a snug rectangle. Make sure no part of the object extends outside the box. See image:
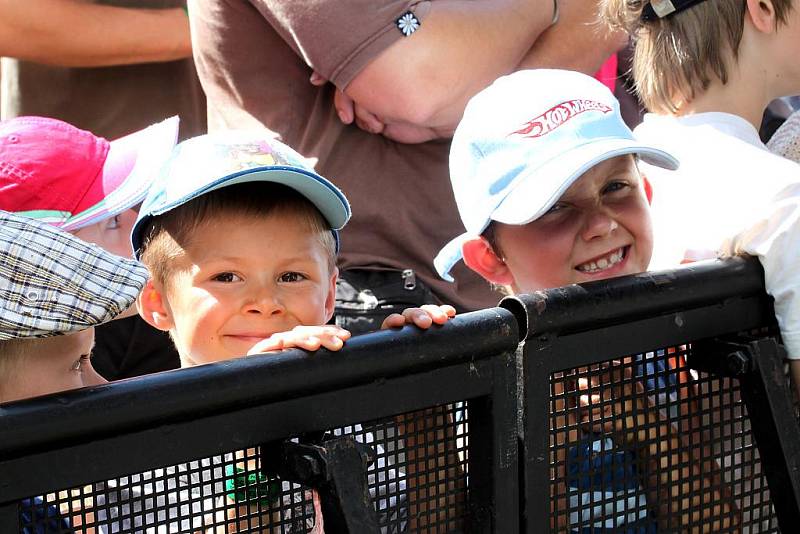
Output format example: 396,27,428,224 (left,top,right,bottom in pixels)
279,272,305,283
603,181,630,194
105,215,121,230
213,272,240,283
